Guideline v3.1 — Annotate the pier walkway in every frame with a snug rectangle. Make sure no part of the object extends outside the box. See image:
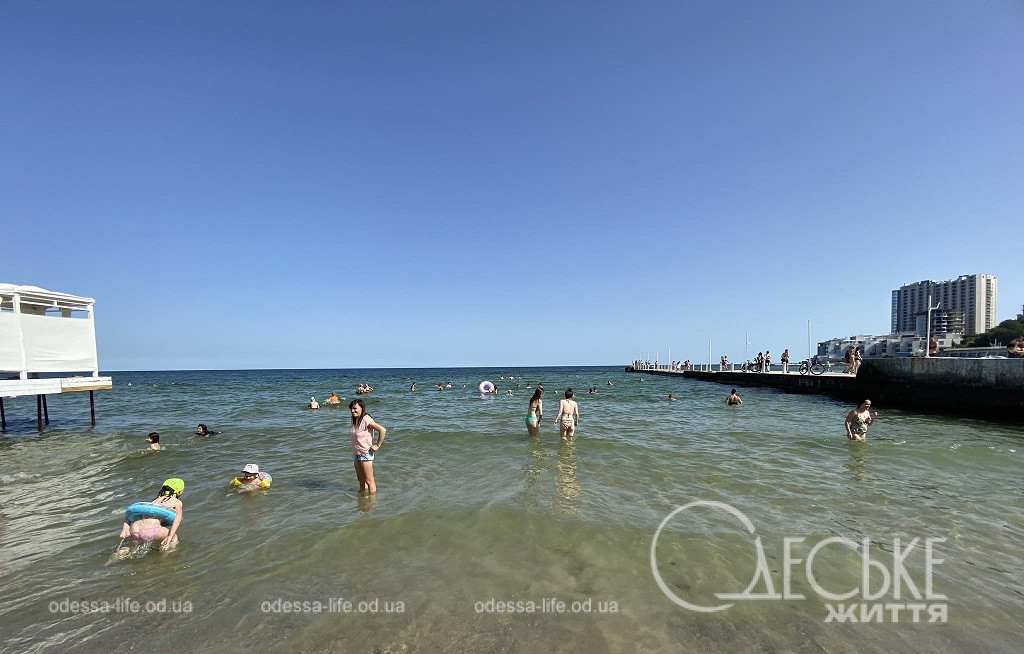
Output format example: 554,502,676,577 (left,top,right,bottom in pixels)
626,366,859,400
